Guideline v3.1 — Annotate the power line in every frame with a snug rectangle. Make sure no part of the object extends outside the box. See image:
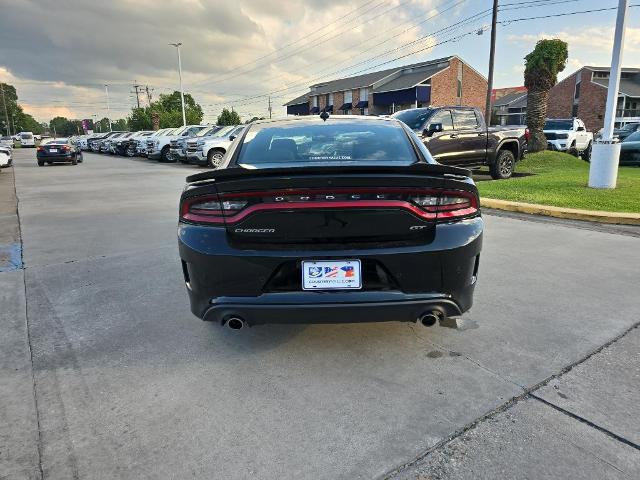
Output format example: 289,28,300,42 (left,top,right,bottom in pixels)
499,3,638,23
